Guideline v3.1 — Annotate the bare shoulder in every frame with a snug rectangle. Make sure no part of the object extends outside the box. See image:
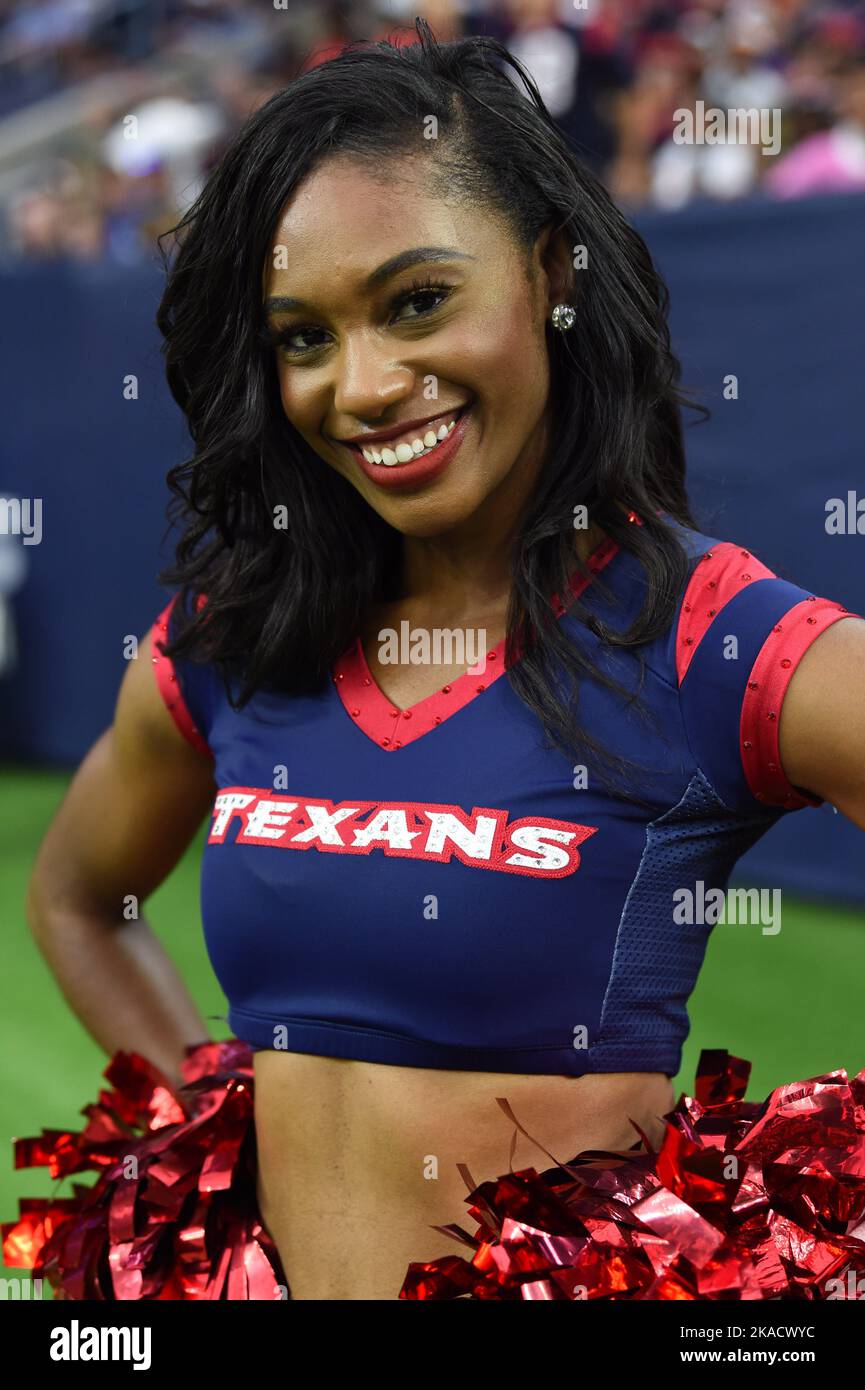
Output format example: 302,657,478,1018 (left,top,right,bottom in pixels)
114,618,210,768
28,620,218,922
779,616,865,825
